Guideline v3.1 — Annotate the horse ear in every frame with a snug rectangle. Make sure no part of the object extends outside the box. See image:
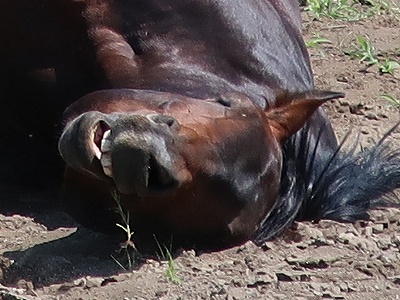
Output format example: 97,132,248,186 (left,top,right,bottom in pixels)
265,90,344,142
